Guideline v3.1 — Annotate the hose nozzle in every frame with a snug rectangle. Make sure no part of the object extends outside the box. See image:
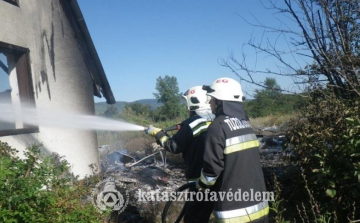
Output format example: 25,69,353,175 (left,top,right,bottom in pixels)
143,126,149,134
